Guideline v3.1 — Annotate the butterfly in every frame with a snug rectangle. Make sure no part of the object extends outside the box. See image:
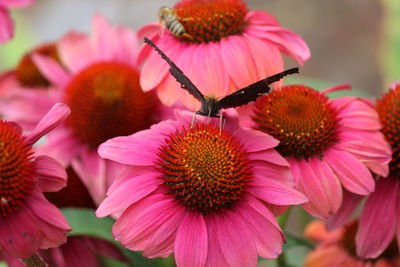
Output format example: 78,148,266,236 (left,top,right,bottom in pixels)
144,37,299,117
